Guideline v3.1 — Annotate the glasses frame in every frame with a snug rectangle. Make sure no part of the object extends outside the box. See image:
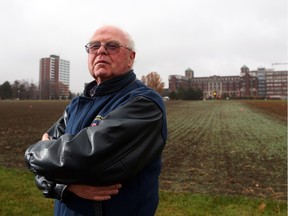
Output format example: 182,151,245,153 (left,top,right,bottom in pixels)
85,41,131,54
